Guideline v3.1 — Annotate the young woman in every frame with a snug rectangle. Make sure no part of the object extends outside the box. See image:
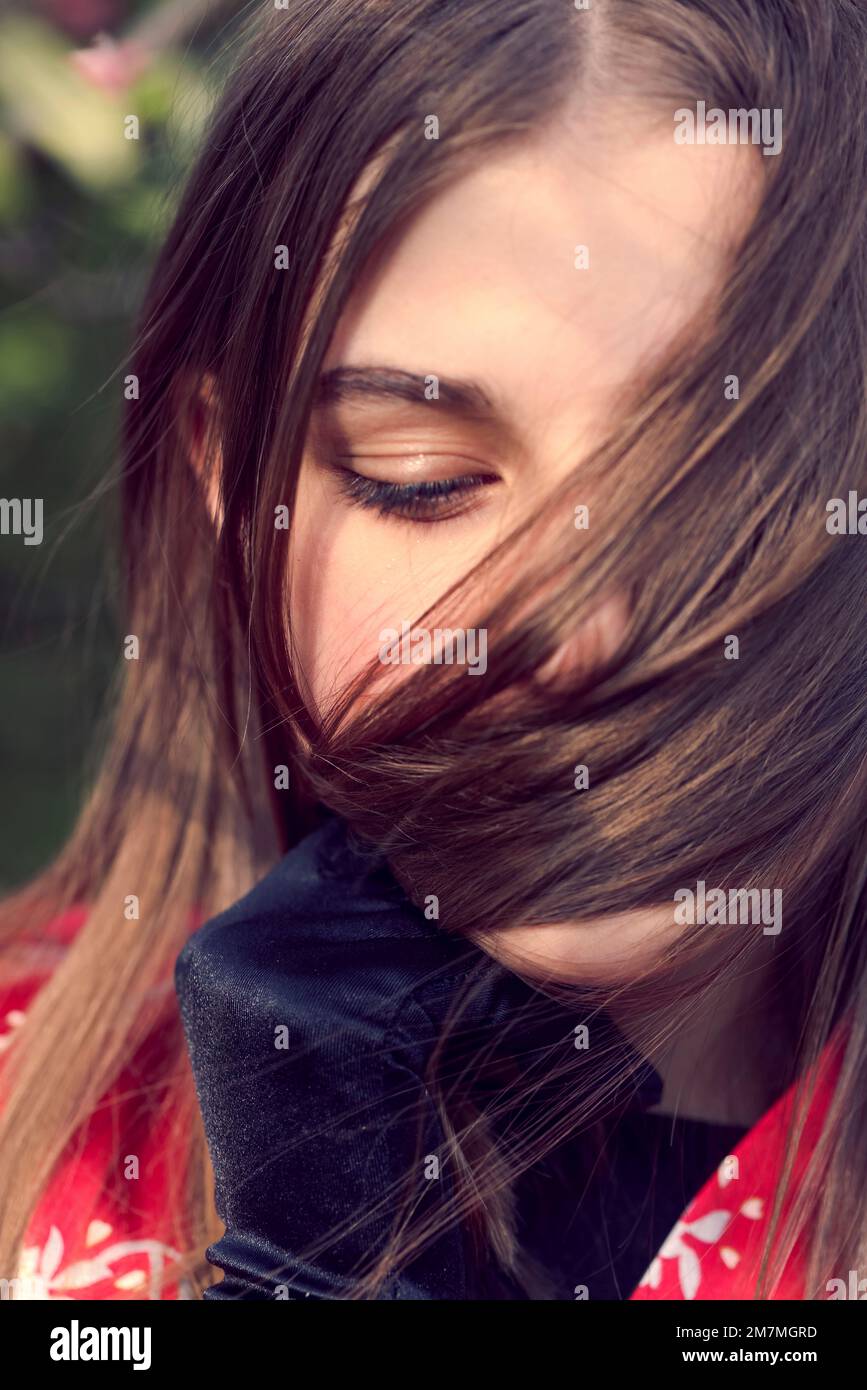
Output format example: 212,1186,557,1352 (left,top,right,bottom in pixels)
1,0,865,1301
